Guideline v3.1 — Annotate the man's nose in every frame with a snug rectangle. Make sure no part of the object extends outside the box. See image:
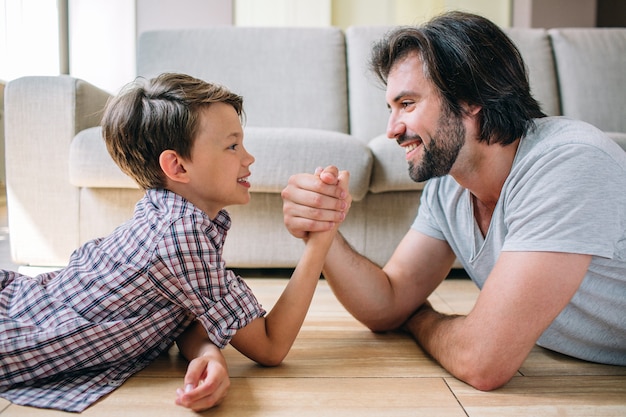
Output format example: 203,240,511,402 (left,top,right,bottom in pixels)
387,113,406,140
